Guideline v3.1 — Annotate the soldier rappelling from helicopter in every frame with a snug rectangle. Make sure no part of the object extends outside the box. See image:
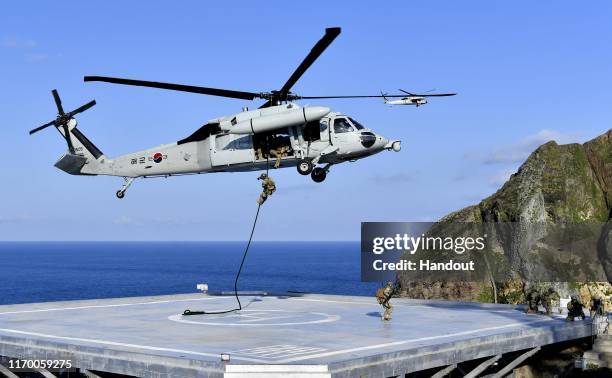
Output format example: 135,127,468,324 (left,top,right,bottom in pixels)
257,173,276,205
